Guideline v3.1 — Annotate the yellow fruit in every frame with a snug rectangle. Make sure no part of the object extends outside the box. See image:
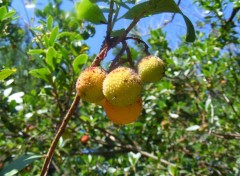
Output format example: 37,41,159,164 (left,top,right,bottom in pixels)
137,55,165,83
76,67,107,103
104,98,142,125
103,67,142,106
